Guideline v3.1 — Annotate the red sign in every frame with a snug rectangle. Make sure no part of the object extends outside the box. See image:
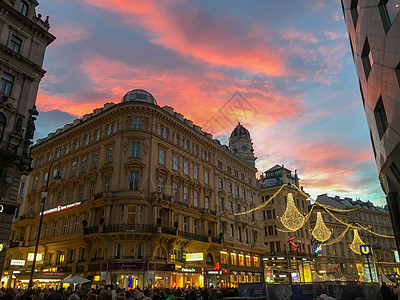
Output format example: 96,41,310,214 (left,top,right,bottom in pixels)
214,262,220,271
289,236,298,252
